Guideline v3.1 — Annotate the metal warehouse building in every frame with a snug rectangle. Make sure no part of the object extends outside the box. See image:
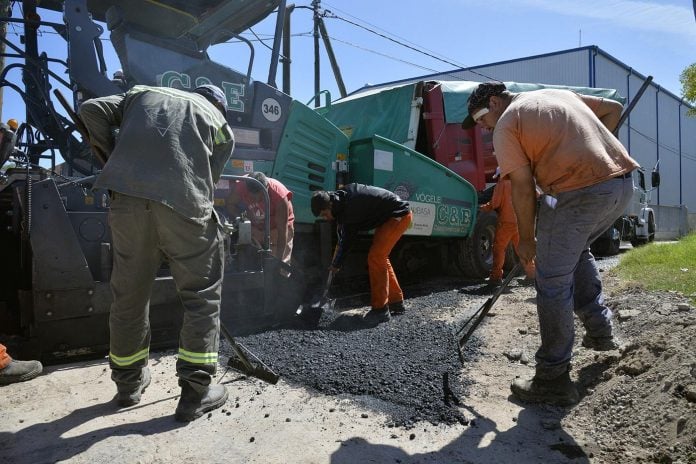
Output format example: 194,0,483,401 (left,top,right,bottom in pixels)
355,46,696,237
